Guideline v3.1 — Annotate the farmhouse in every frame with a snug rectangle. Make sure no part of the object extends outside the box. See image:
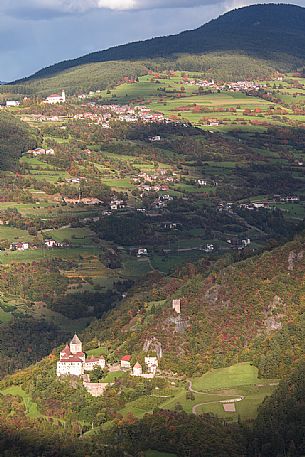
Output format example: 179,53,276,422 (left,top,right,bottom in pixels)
10,242,29,251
